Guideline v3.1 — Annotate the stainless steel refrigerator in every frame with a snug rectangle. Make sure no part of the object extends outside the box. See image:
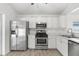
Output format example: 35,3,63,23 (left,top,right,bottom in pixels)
10,20,29,50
